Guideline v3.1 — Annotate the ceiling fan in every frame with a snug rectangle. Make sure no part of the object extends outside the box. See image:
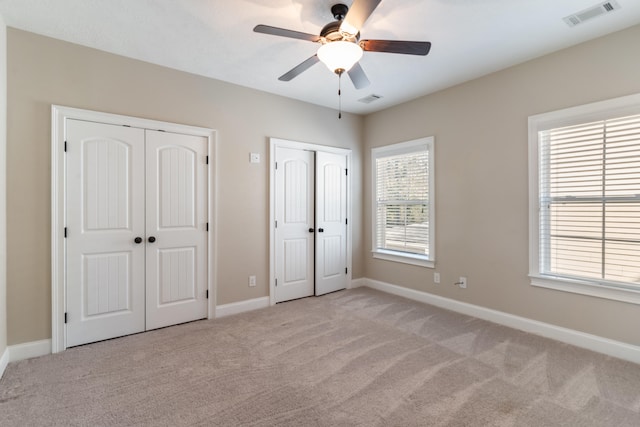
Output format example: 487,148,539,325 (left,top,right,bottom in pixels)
253,0,432,90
